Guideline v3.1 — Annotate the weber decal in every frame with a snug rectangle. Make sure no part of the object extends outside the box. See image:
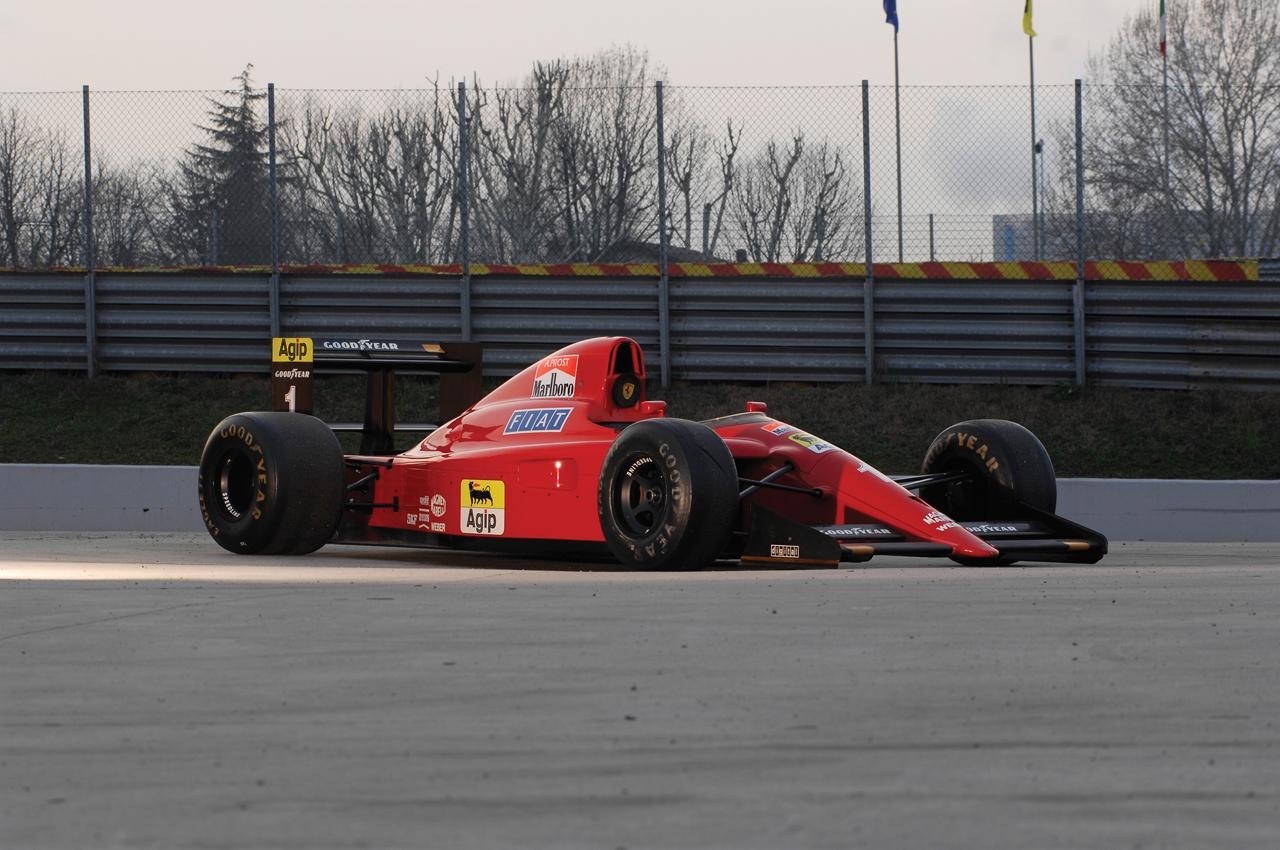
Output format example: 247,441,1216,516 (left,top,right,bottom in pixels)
504,407,572,435
531,355,578,399
460,479,505,536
